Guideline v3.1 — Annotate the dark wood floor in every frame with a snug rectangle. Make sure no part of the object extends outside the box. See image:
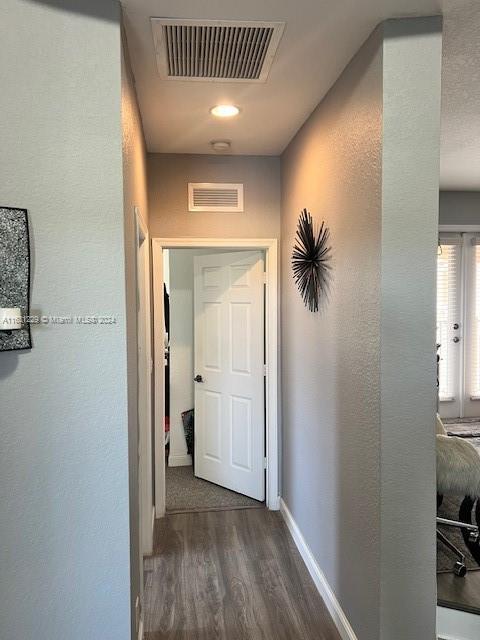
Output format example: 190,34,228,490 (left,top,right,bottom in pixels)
143,508,341,640
438,569,480,615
